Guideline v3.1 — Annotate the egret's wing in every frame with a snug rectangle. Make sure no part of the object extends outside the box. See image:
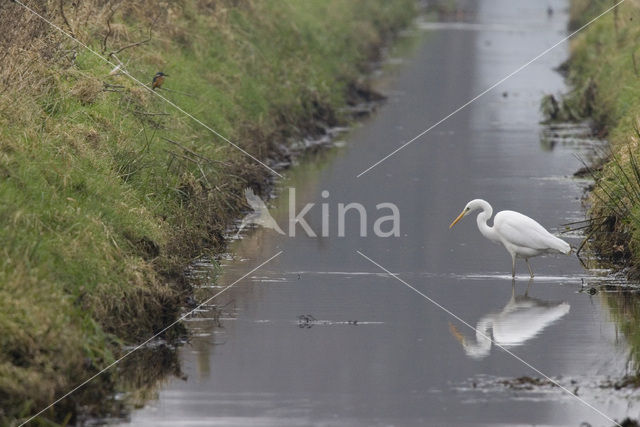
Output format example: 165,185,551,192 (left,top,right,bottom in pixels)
494,211,566,252
244,188,267,211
